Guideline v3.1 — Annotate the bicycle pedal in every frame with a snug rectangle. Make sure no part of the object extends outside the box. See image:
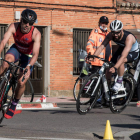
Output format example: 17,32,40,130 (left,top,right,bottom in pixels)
2,104,8,113
7,98,10,101
118,88,126,91
110,87,126,94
